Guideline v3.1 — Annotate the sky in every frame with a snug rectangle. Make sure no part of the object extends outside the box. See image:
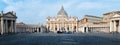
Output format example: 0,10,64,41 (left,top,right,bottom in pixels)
0,0,120,24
